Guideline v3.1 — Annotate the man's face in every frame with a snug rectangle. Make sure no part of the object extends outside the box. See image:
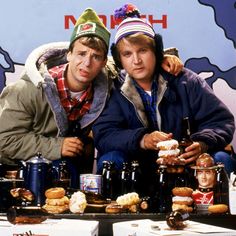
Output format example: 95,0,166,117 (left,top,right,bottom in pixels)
118,38,156,84
66,40,107,91
196,169,216,188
